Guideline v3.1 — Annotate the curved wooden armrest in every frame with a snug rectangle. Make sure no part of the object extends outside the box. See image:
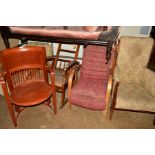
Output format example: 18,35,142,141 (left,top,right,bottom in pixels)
68,65,81,98
105,75,113,106
62,60,79,76
45,66,55,76
65,60,79,70
105,74,120,107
